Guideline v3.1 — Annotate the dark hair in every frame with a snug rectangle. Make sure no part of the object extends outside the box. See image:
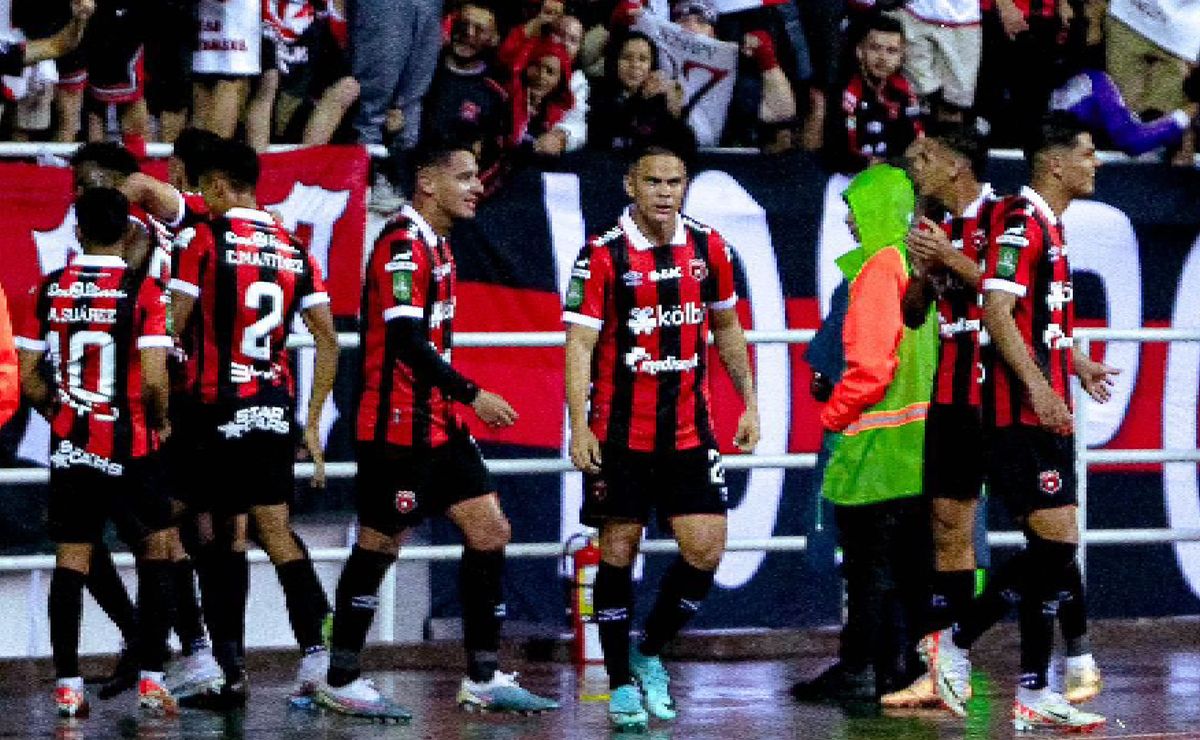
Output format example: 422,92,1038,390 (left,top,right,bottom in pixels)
628,133,697,173
926,119,989,180
860,13,905,40
75,187,130,247
172,128,224,187
603,30,660,93
1023,110,1089,166
197,138,260,190
70,142,139,177
411,137,477,173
